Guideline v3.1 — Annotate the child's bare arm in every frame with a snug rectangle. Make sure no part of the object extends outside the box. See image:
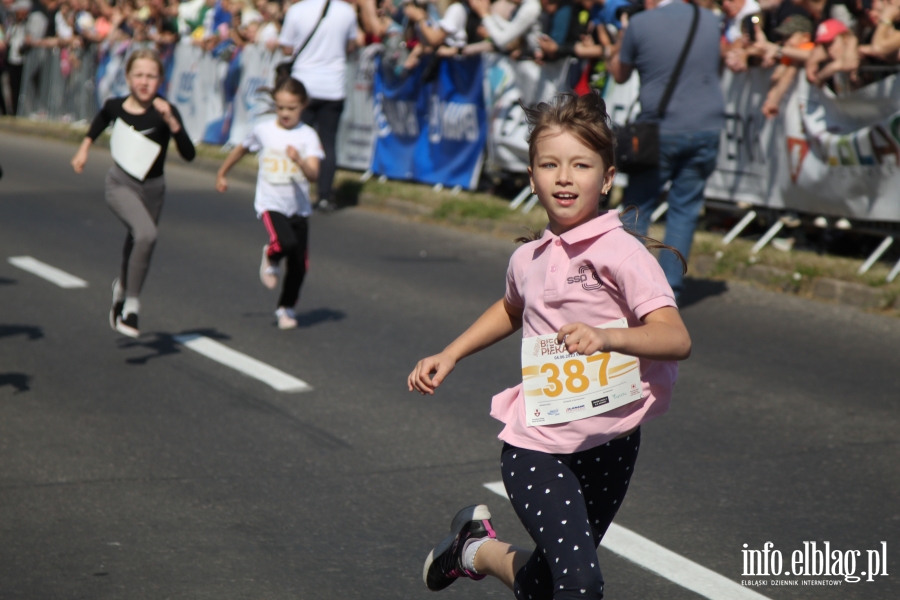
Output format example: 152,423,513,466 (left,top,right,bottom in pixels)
557,306,691,361
216,145,250,192
285,146,320,180
762,65,798,118
408,299,524,395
